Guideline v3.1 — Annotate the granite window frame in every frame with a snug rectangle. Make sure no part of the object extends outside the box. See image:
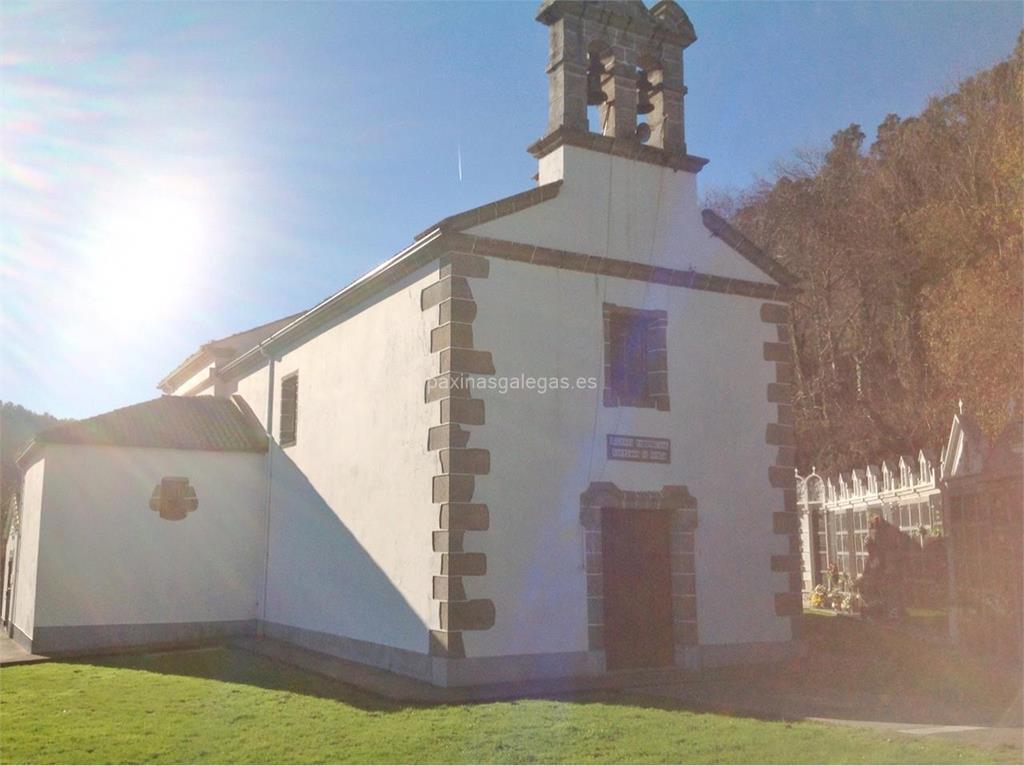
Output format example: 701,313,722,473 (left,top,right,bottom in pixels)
280,372,299,448
602,303,669,411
